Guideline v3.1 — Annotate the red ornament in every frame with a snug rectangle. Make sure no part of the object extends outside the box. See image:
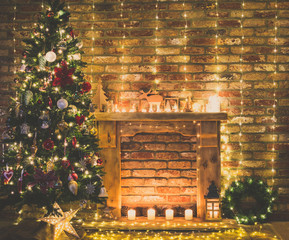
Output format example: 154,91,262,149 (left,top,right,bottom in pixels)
61,159,71,169
97,158,103,166
68,172,78,181
42,139,54,151
3,169,13,185
52,61,75,88
72,136,77,148
75,115,85,126
82,82,92,93
37,99,42,104
28,169,57,194
70,29,74,38
48,97,53,108
47,11,55,17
